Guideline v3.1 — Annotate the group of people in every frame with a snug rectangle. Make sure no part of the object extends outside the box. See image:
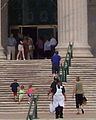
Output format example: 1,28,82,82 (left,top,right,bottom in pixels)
48,76,85,119
44,36,57,59
49,52,85,118
33,35,57,59
10,79,37,104
7,33,34,60
6,33,57,60
9,47,85,119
